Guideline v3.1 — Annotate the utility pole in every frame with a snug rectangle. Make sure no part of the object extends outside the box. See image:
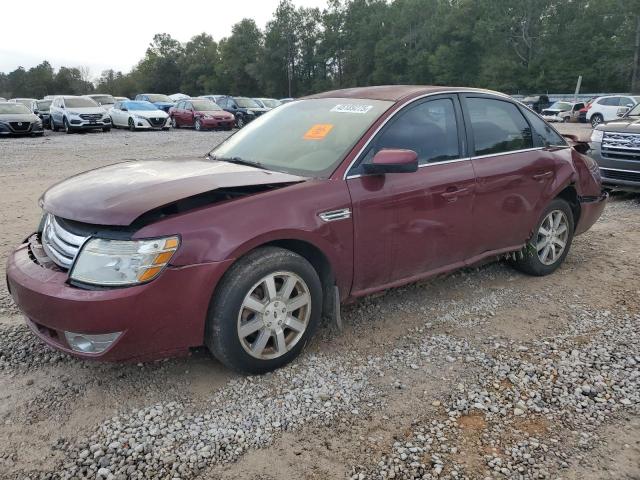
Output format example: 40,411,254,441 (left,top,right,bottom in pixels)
632,14,640,93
